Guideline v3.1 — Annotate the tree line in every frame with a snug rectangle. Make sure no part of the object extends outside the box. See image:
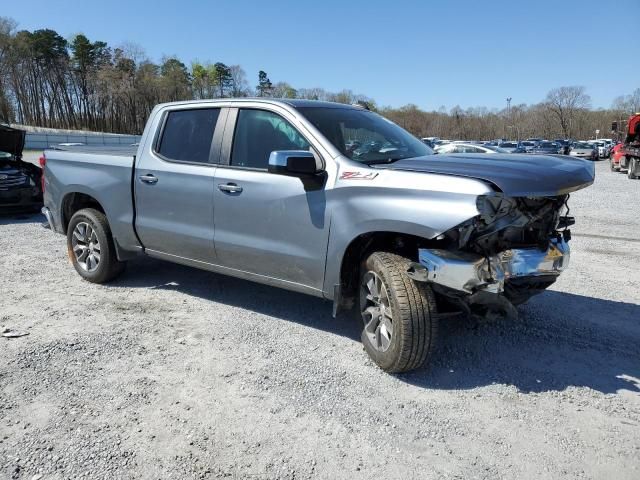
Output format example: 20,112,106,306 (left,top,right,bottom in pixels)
381,87,640,142
0,17,638,140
